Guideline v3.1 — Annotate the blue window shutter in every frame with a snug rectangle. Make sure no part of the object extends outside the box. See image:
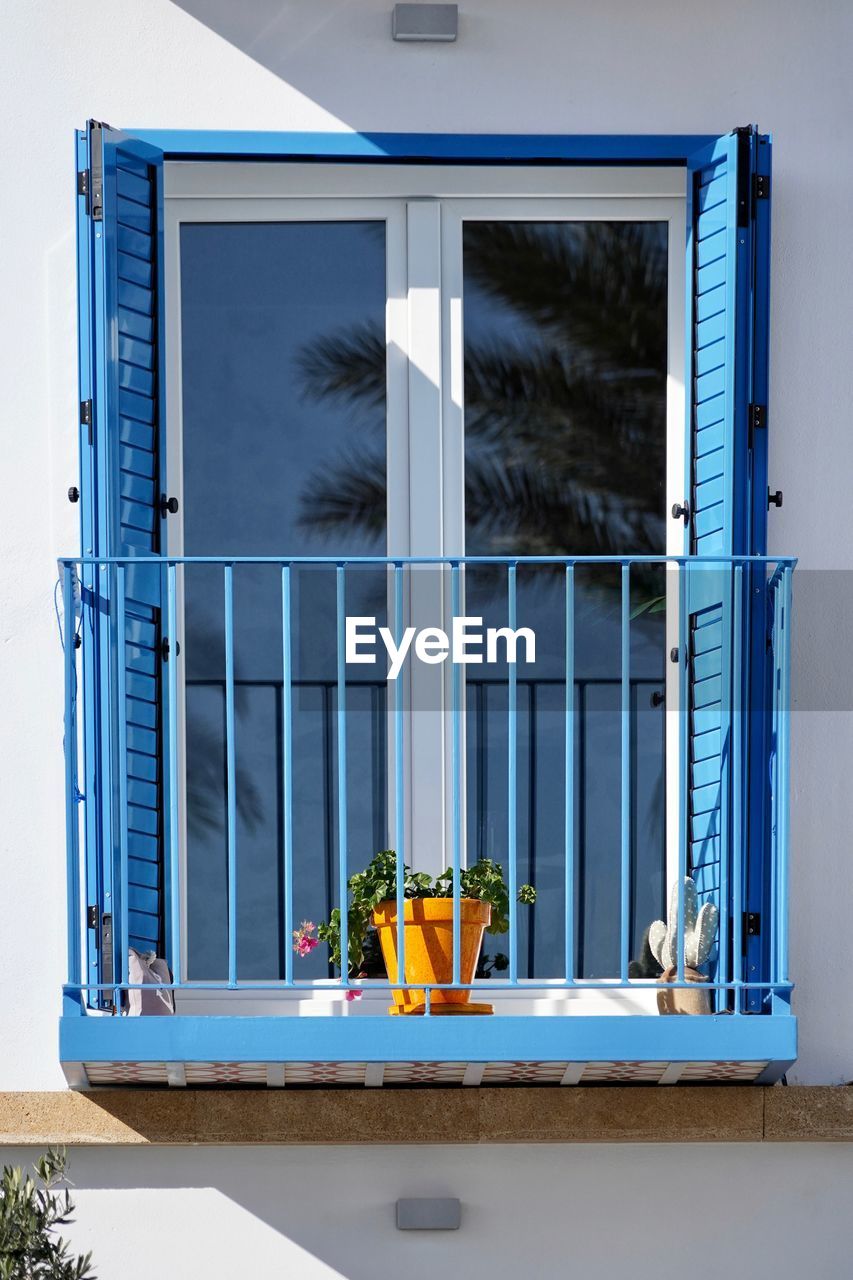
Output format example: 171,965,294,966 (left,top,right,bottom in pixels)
684,127,771,1006
77,120,167,1005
